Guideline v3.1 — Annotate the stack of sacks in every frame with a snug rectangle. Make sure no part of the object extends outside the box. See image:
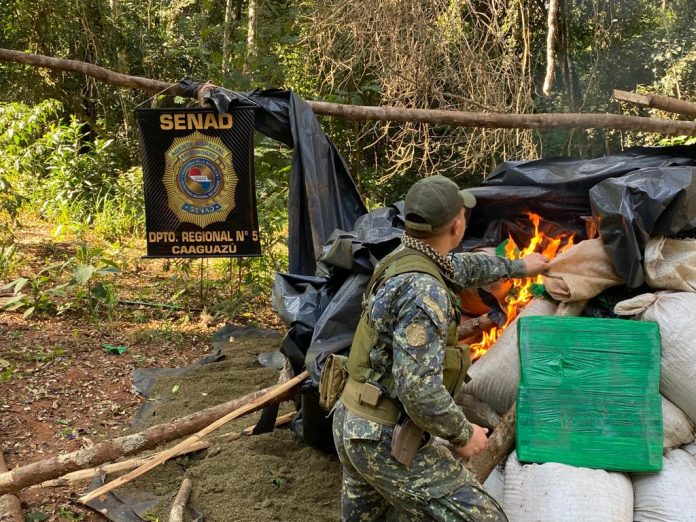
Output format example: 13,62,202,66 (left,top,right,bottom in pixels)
503,452,634,522
610,237,696,521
